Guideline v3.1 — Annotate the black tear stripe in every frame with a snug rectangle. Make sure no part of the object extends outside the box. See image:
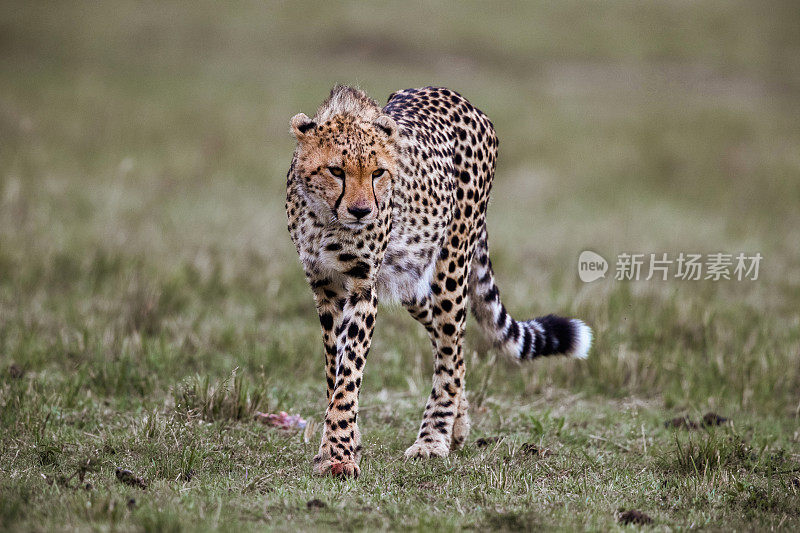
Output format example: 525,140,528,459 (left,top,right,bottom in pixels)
333,174,346,213
371,173,379,212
